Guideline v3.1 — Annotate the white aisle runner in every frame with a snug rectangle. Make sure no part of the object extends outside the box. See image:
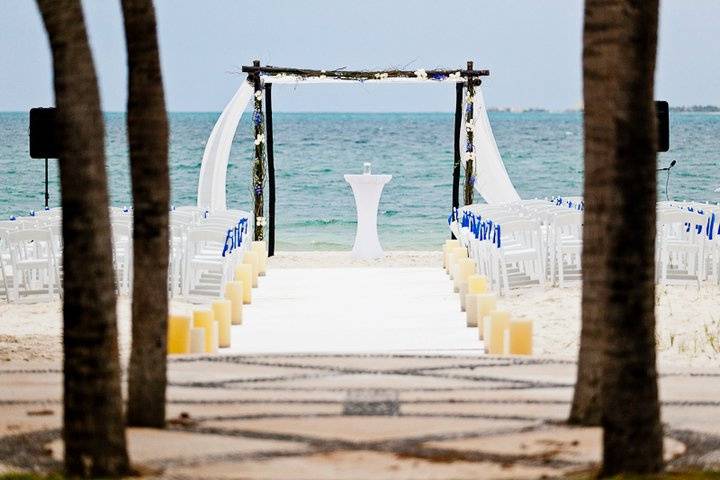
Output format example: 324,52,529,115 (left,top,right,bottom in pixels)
228,267,484,354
